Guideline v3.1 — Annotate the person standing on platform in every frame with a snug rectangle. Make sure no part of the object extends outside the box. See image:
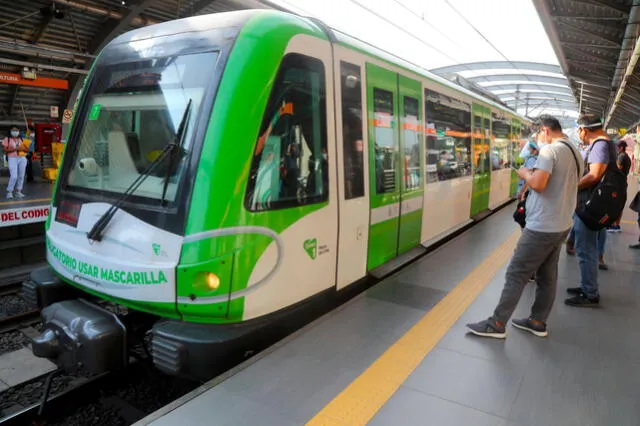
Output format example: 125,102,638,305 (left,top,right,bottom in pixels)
565,114,616,308
606,140,632,233
24,126,35,183
2,126,28,199
467,115,582,338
